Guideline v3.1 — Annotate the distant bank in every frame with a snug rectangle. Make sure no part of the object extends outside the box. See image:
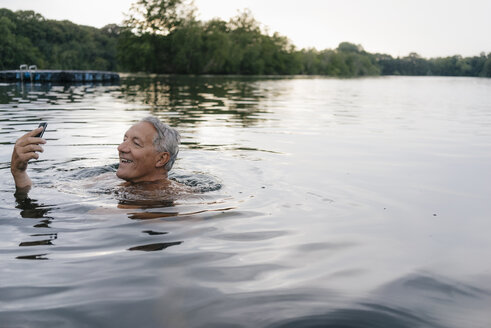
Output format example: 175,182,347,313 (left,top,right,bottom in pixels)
1,7,490,78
